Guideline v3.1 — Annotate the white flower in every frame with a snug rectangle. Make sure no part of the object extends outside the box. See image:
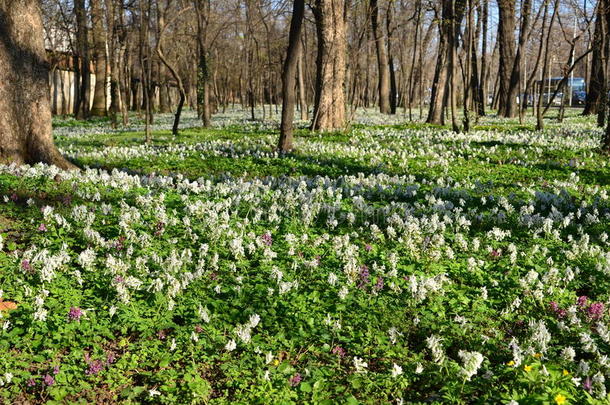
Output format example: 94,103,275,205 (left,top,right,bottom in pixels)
248,314,260,329
169,338,176,351
458,350,484,380
265,352,274,364
225,339,237,352
338,286,349,300
561,346,575,362
391,363,403,378
415,363,424,374
353,357,368,374
426,335,445,364
197,306,210,323
149,389,161,397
